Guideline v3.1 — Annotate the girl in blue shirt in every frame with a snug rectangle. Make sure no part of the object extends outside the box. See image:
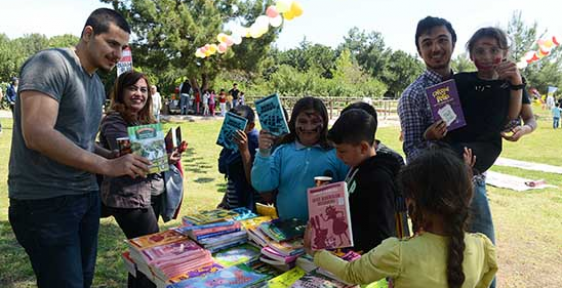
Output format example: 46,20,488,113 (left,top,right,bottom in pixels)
251,97,348,221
